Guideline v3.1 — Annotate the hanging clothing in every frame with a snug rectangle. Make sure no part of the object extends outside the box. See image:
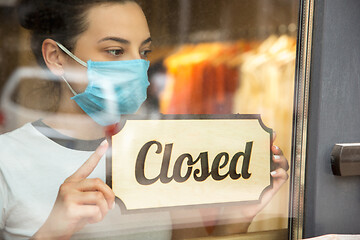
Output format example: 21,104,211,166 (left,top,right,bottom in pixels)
161,43,241,114
233,35,296,157
158,36,296,232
